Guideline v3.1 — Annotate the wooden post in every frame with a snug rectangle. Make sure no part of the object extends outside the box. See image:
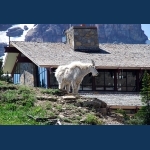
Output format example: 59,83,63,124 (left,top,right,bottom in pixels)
114,70,117,91
136,70,140,92
47,68,50,88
